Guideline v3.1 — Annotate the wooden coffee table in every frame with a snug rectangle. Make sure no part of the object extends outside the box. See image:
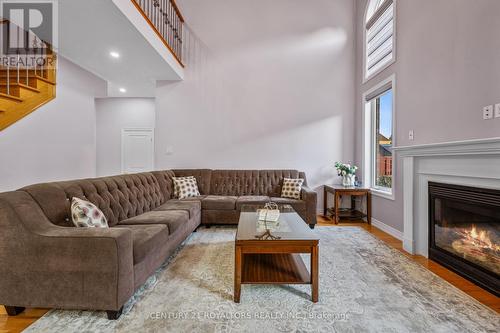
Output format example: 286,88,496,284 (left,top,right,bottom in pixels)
234,205,319,303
